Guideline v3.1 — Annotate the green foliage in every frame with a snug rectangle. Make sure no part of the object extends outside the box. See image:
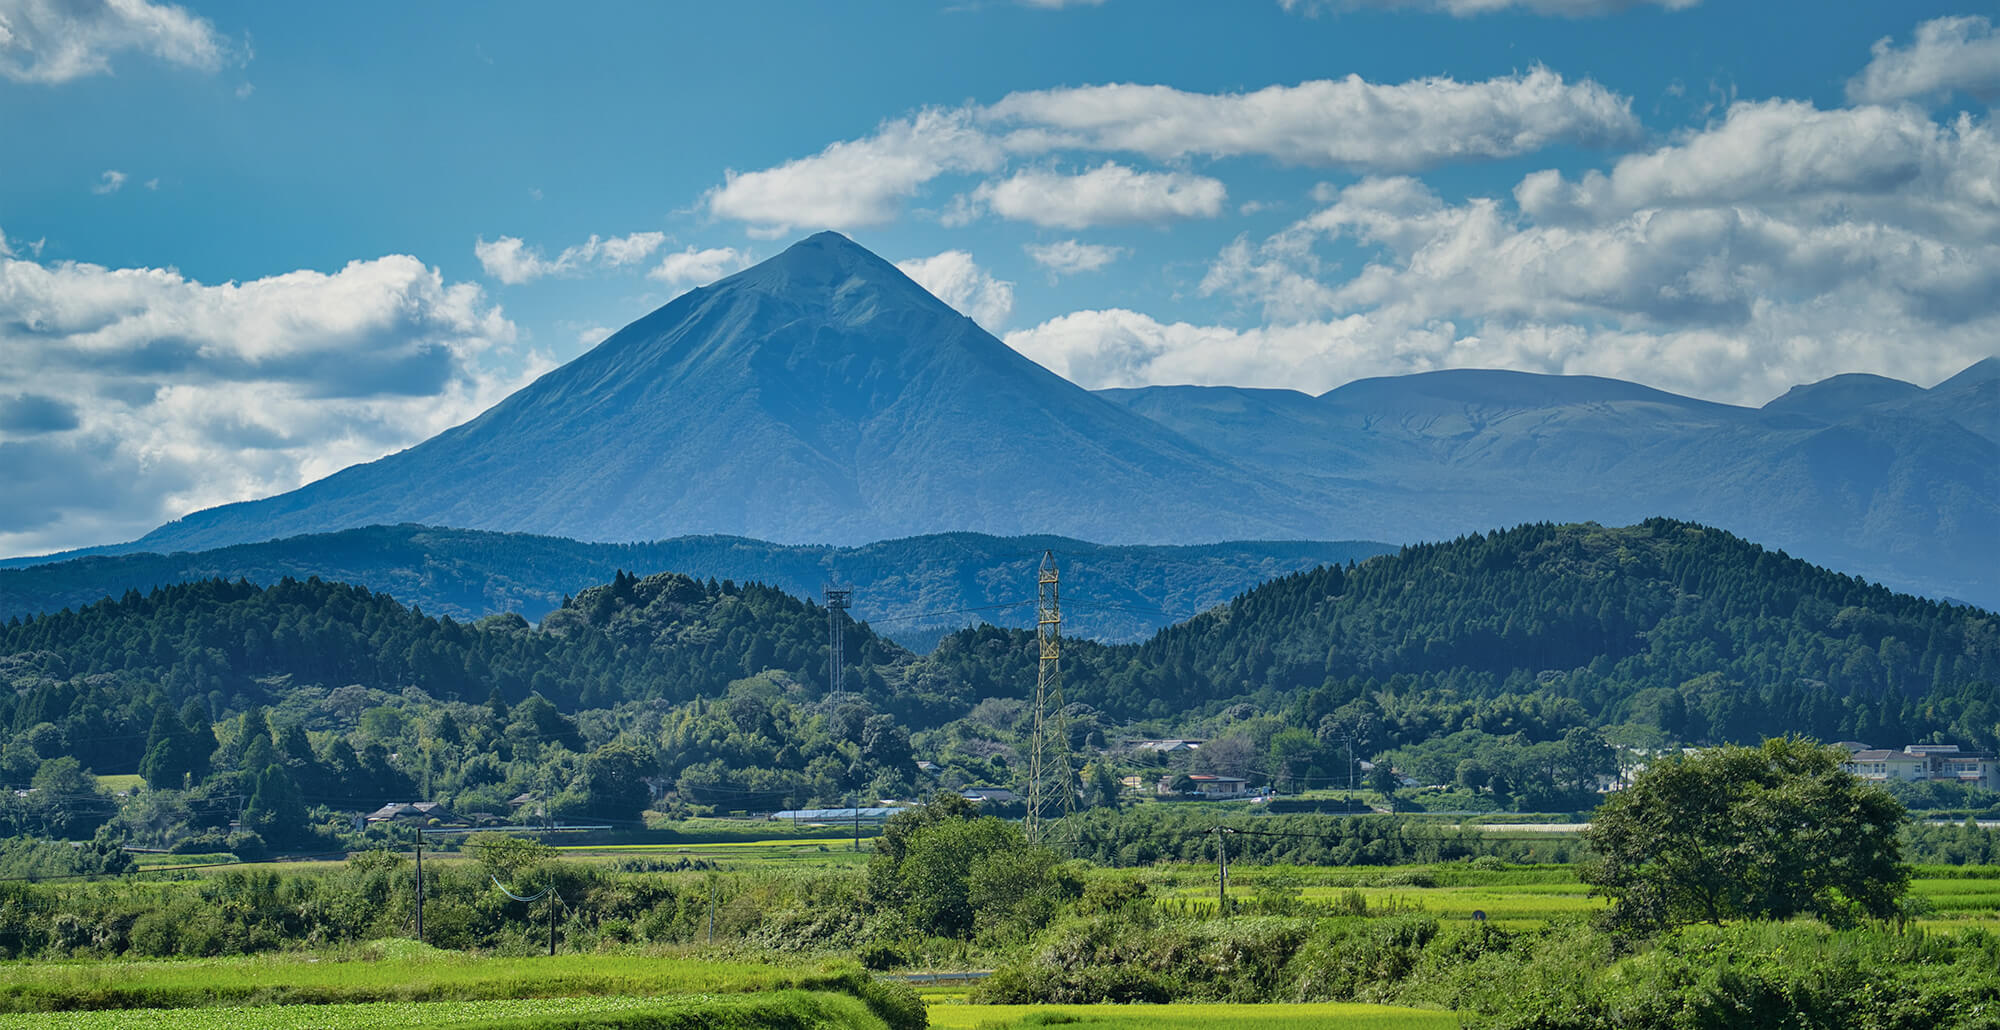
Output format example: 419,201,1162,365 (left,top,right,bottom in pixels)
866,796,1077,942
1053,806,1580,867
1582,737,1909,931
0,833,133,880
